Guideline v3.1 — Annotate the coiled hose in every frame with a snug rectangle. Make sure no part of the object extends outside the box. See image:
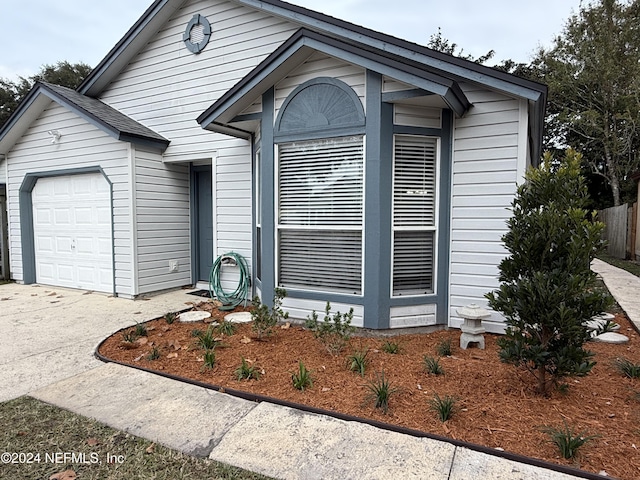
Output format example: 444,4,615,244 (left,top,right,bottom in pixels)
209,252,250,311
